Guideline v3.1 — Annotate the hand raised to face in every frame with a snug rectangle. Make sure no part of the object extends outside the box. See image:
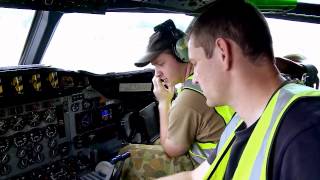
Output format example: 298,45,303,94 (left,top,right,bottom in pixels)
152,76,175,104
